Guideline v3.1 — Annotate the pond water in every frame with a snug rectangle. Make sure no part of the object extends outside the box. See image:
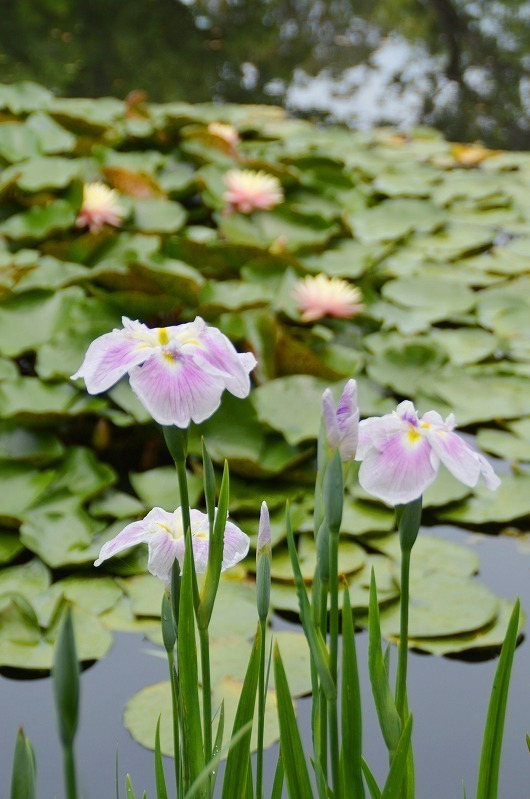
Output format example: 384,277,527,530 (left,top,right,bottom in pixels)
1,525,529,798
1,0,529,149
